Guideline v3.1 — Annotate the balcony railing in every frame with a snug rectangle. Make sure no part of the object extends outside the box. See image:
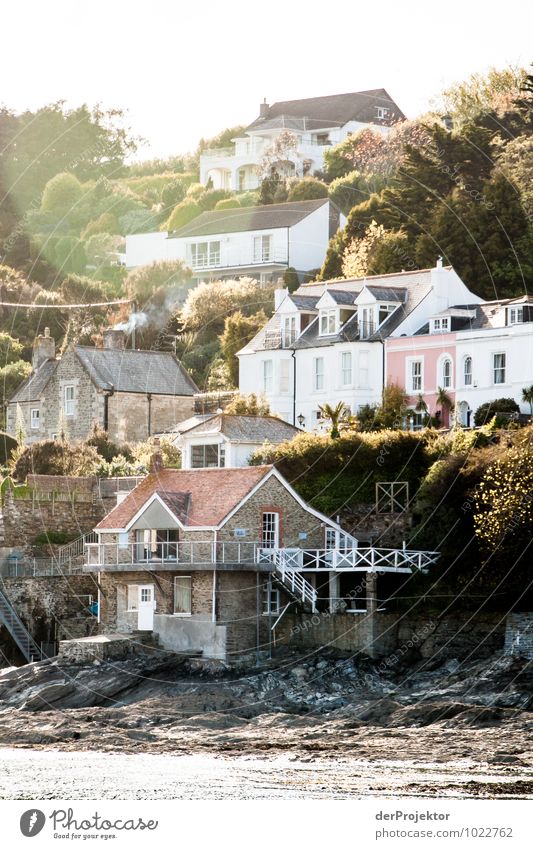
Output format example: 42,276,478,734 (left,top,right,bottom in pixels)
85,541,439,573
200,146,235,158
188,251,288,272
